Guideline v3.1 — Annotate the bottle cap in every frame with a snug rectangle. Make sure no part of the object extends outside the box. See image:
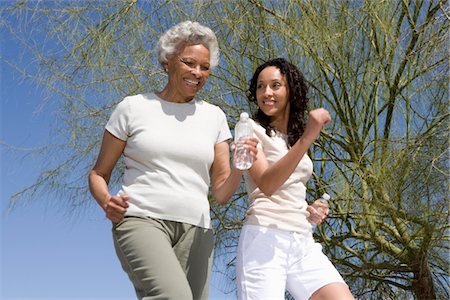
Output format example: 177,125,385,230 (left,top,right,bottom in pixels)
321,193,331,201
240,112,249,120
